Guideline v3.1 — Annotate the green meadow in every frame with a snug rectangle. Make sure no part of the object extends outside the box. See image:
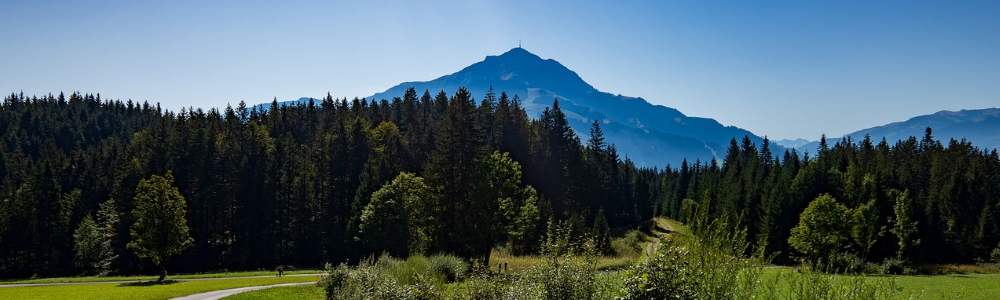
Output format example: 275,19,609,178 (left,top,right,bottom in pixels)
0,275,320,300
